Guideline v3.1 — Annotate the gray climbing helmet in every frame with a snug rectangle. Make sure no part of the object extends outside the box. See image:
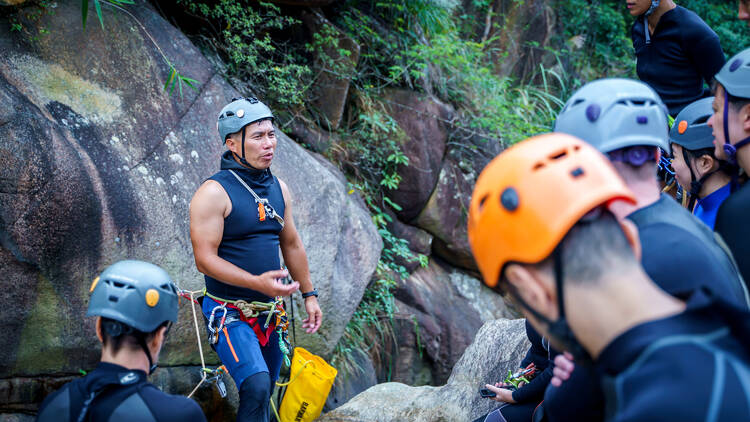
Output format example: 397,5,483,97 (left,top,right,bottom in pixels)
87,260,179,333
669,97,715,151
217,97,274,143
715,48,750,100
554,78,670,155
